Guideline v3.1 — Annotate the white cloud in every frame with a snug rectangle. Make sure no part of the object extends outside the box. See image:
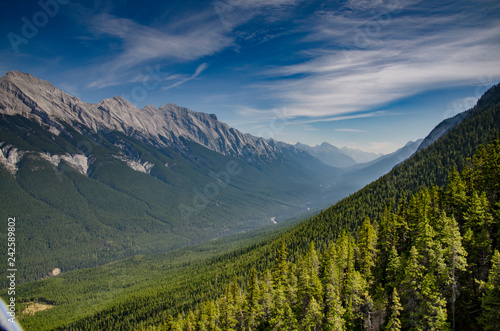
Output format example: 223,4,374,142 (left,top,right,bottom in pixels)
443,96,478,119
162,63,209,90
288,111,386,125
87,13,230,88
214,0,303,29
258,11,500,118
85,0,304,89
335,128,365,132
